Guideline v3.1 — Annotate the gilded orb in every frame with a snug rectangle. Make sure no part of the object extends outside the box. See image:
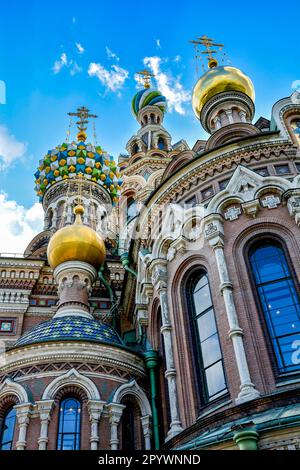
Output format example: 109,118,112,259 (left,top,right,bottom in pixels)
47,205,106,270
192,65,255,119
